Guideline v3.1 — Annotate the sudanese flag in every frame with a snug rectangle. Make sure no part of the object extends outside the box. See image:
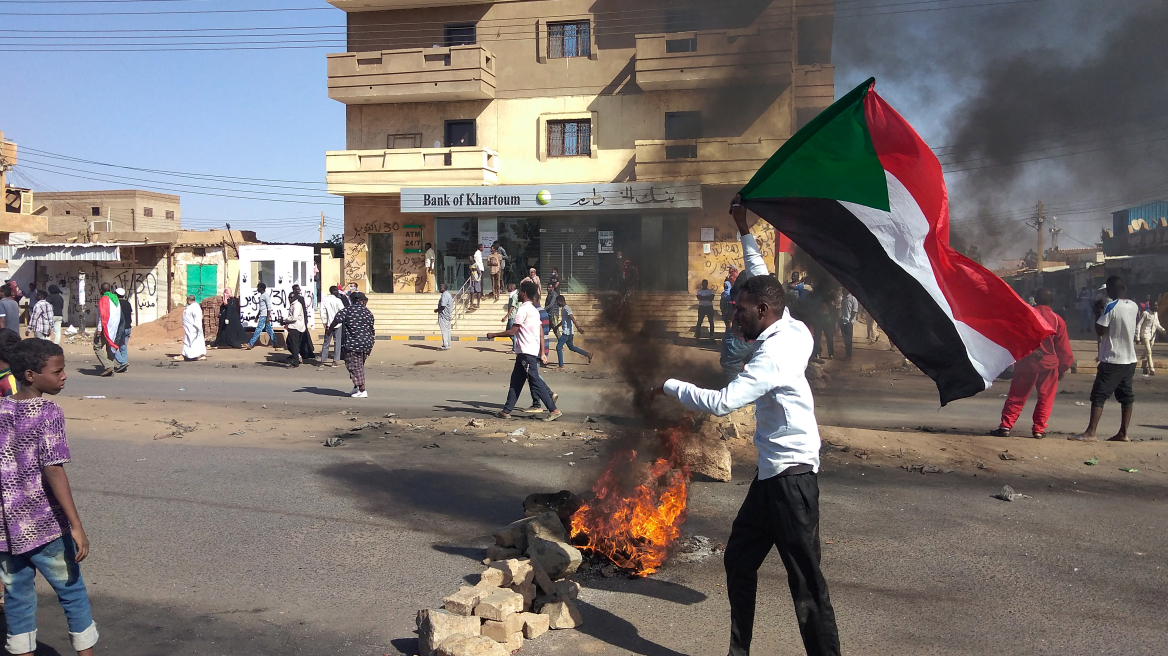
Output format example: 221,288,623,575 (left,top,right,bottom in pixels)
740,78,1052,405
